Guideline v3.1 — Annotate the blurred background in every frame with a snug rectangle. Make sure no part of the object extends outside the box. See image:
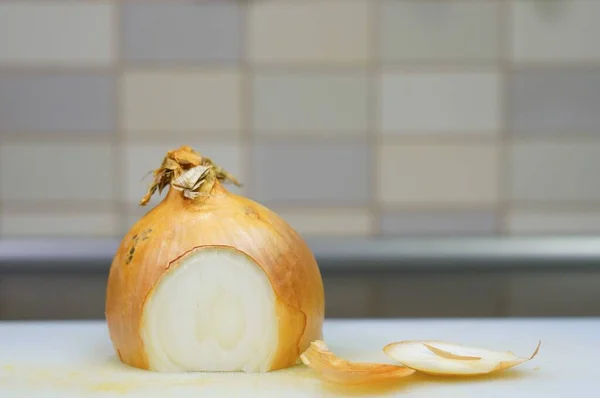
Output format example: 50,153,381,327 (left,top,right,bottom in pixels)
0,0,599,320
